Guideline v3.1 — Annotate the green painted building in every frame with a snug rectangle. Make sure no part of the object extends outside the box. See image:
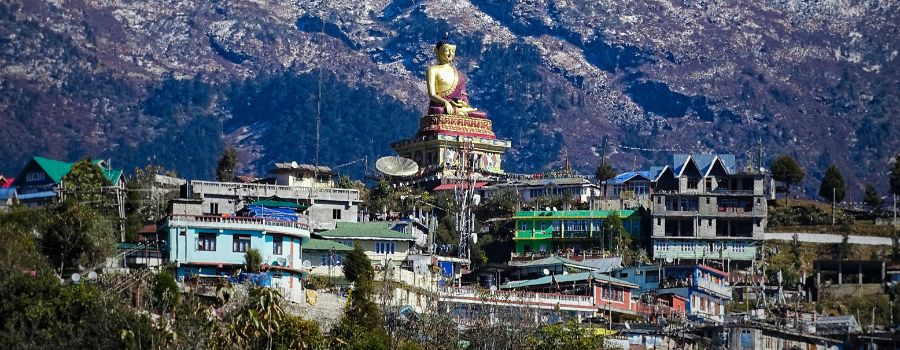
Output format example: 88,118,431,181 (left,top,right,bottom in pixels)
513,210,644,257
